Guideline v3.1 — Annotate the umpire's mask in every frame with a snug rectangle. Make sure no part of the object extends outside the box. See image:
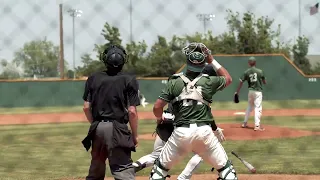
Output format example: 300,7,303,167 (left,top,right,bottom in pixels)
100,45,127,72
